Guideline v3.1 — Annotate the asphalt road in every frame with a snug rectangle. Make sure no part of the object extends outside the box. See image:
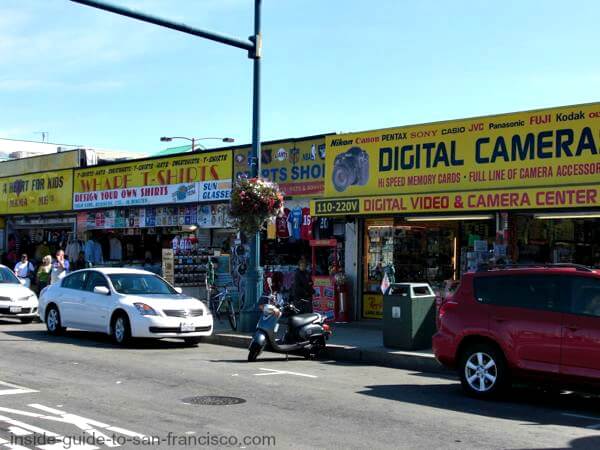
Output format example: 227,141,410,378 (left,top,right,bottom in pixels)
2,320,600,450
